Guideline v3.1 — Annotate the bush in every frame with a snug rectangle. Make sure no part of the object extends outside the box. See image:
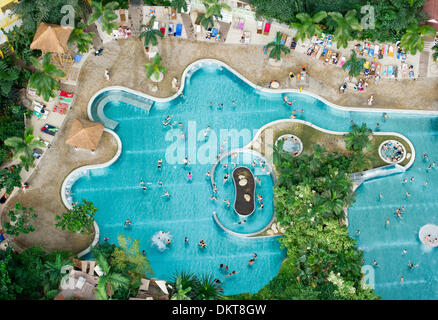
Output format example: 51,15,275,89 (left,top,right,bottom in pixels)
55,199,97,234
